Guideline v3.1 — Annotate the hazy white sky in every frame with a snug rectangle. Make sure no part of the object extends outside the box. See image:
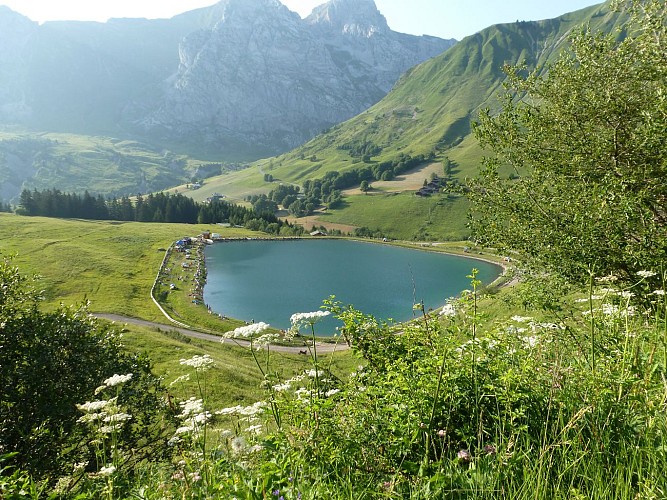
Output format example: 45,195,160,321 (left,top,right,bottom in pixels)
1,0,603,40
